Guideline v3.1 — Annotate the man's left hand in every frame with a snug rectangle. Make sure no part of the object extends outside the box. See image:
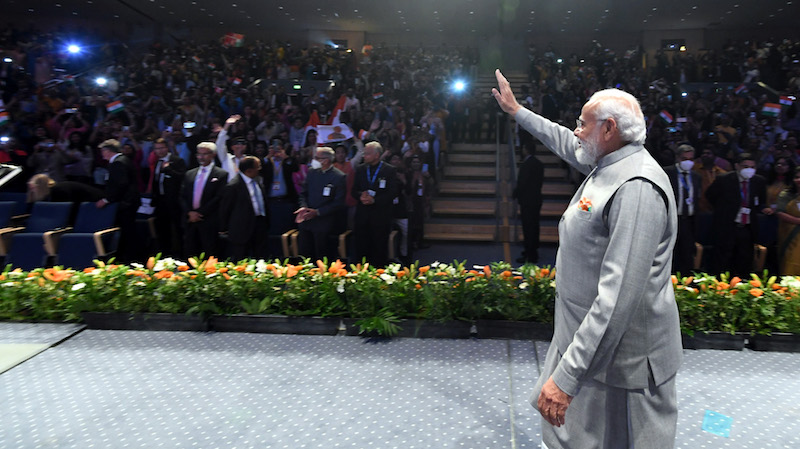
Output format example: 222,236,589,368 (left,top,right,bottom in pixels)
537,377,573,427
